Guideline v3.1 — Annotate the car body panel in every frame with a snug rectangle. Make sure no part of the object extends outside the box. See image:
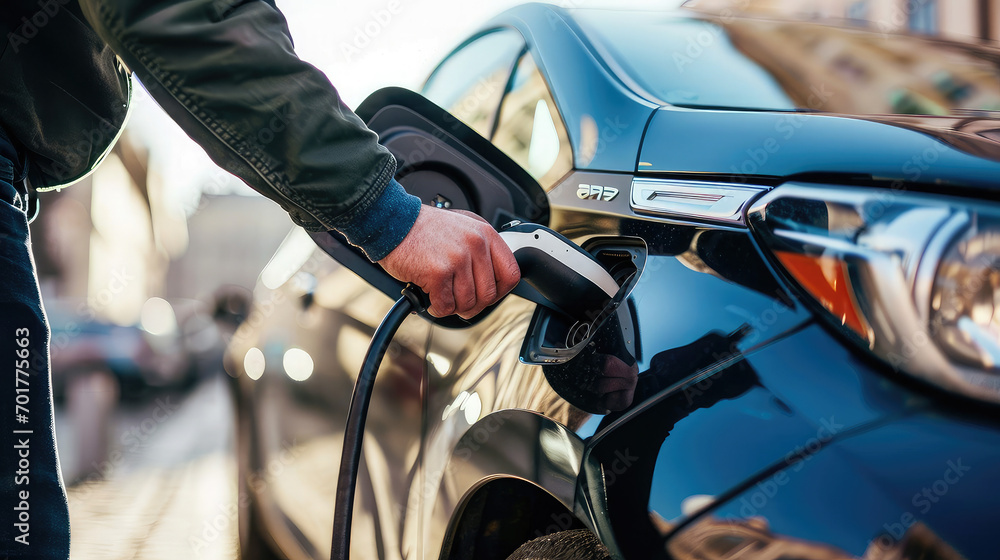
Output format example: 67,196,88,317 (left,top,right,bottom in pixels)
426,409,586,557
582,321,949,558
638,107,1000,190
667,397,1000,560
